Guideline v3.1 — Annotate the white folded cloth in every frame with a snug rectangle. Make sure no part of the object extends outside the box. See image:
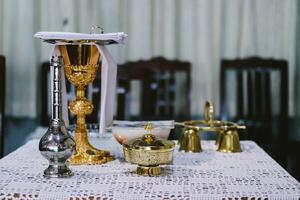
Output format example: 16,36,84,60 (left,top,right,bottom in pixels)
34,32,127,44
35,31,127,134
